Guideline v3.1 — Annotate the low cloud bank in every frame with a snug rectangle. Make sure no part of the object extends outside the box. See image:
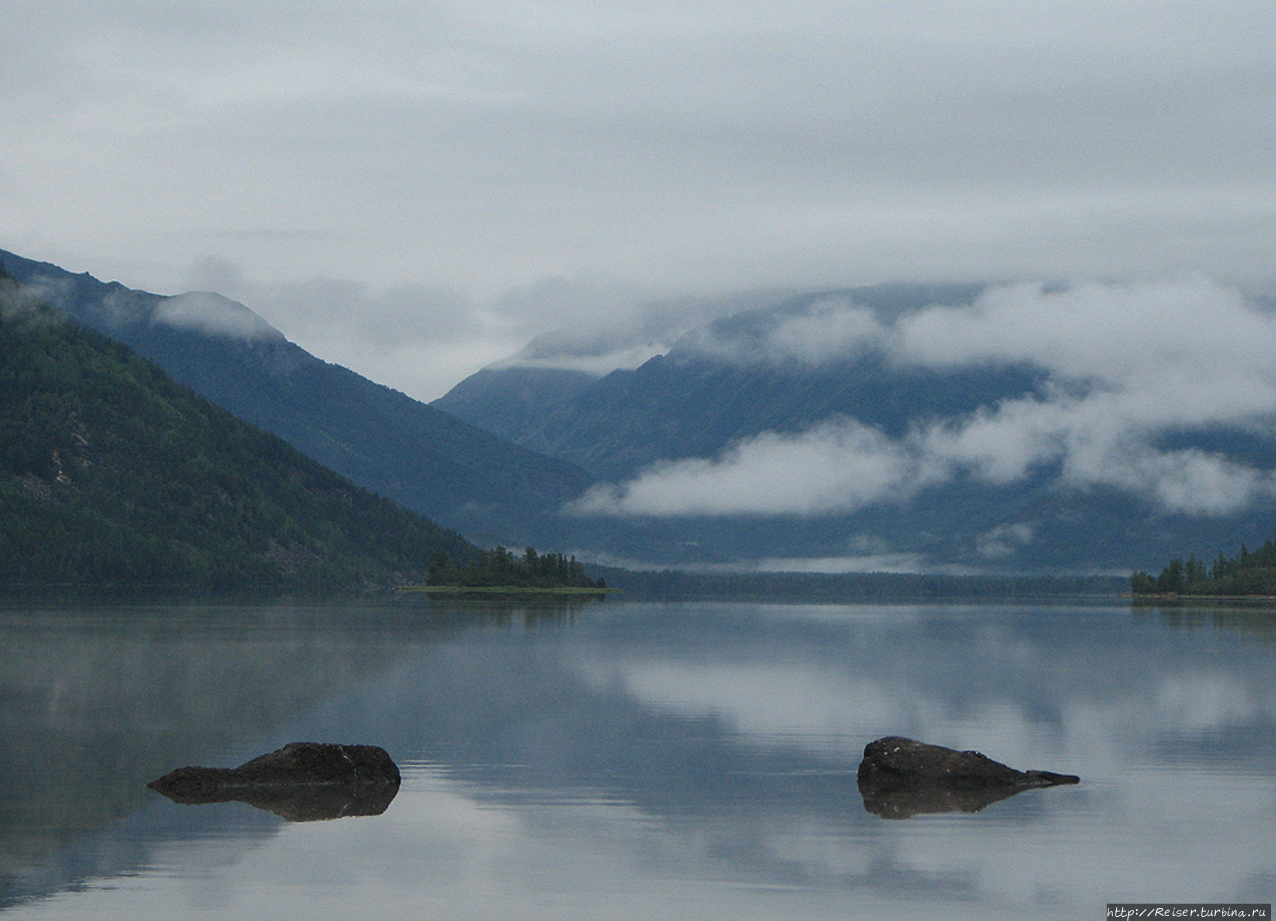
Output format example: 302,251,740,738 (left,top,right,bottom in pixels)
674,295,892,367
570,278,1276,519
184,257,516,400
574,419,937,517
183,258,790,400
154,292,282,341
492,284,798,377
